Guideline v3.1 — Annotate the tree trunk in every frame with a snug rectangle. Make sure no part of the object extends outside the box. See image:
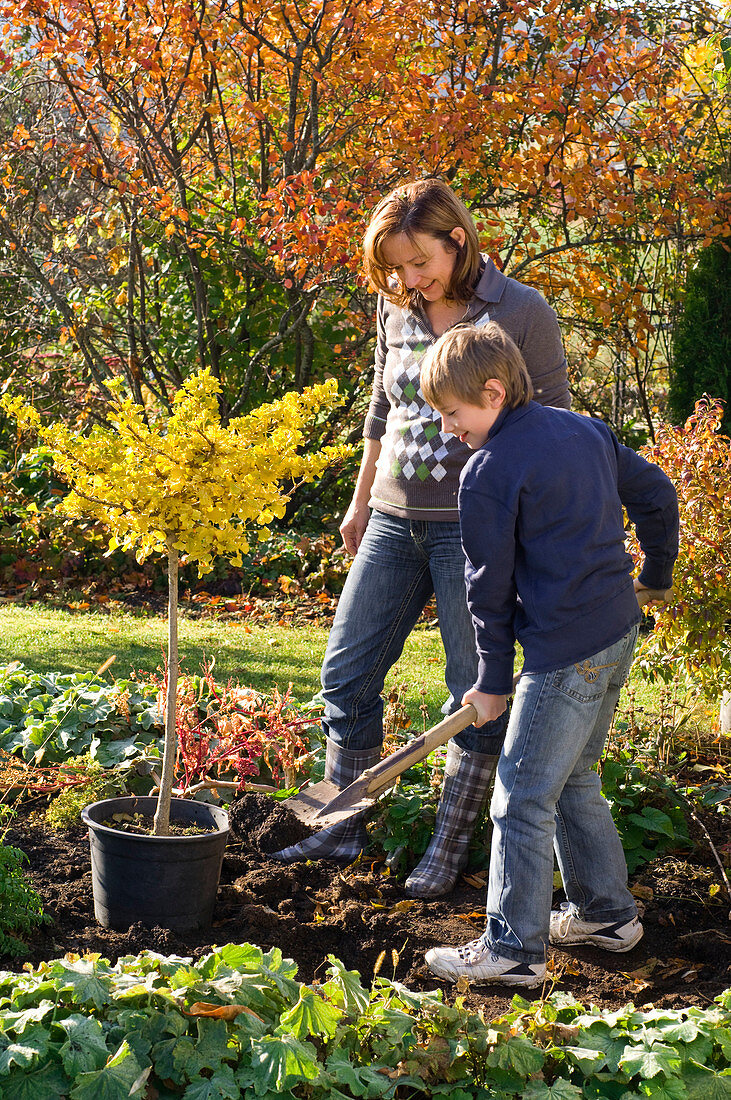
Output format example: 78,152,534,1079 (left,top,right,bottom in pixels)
154,541,179,835
720,691,731,735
